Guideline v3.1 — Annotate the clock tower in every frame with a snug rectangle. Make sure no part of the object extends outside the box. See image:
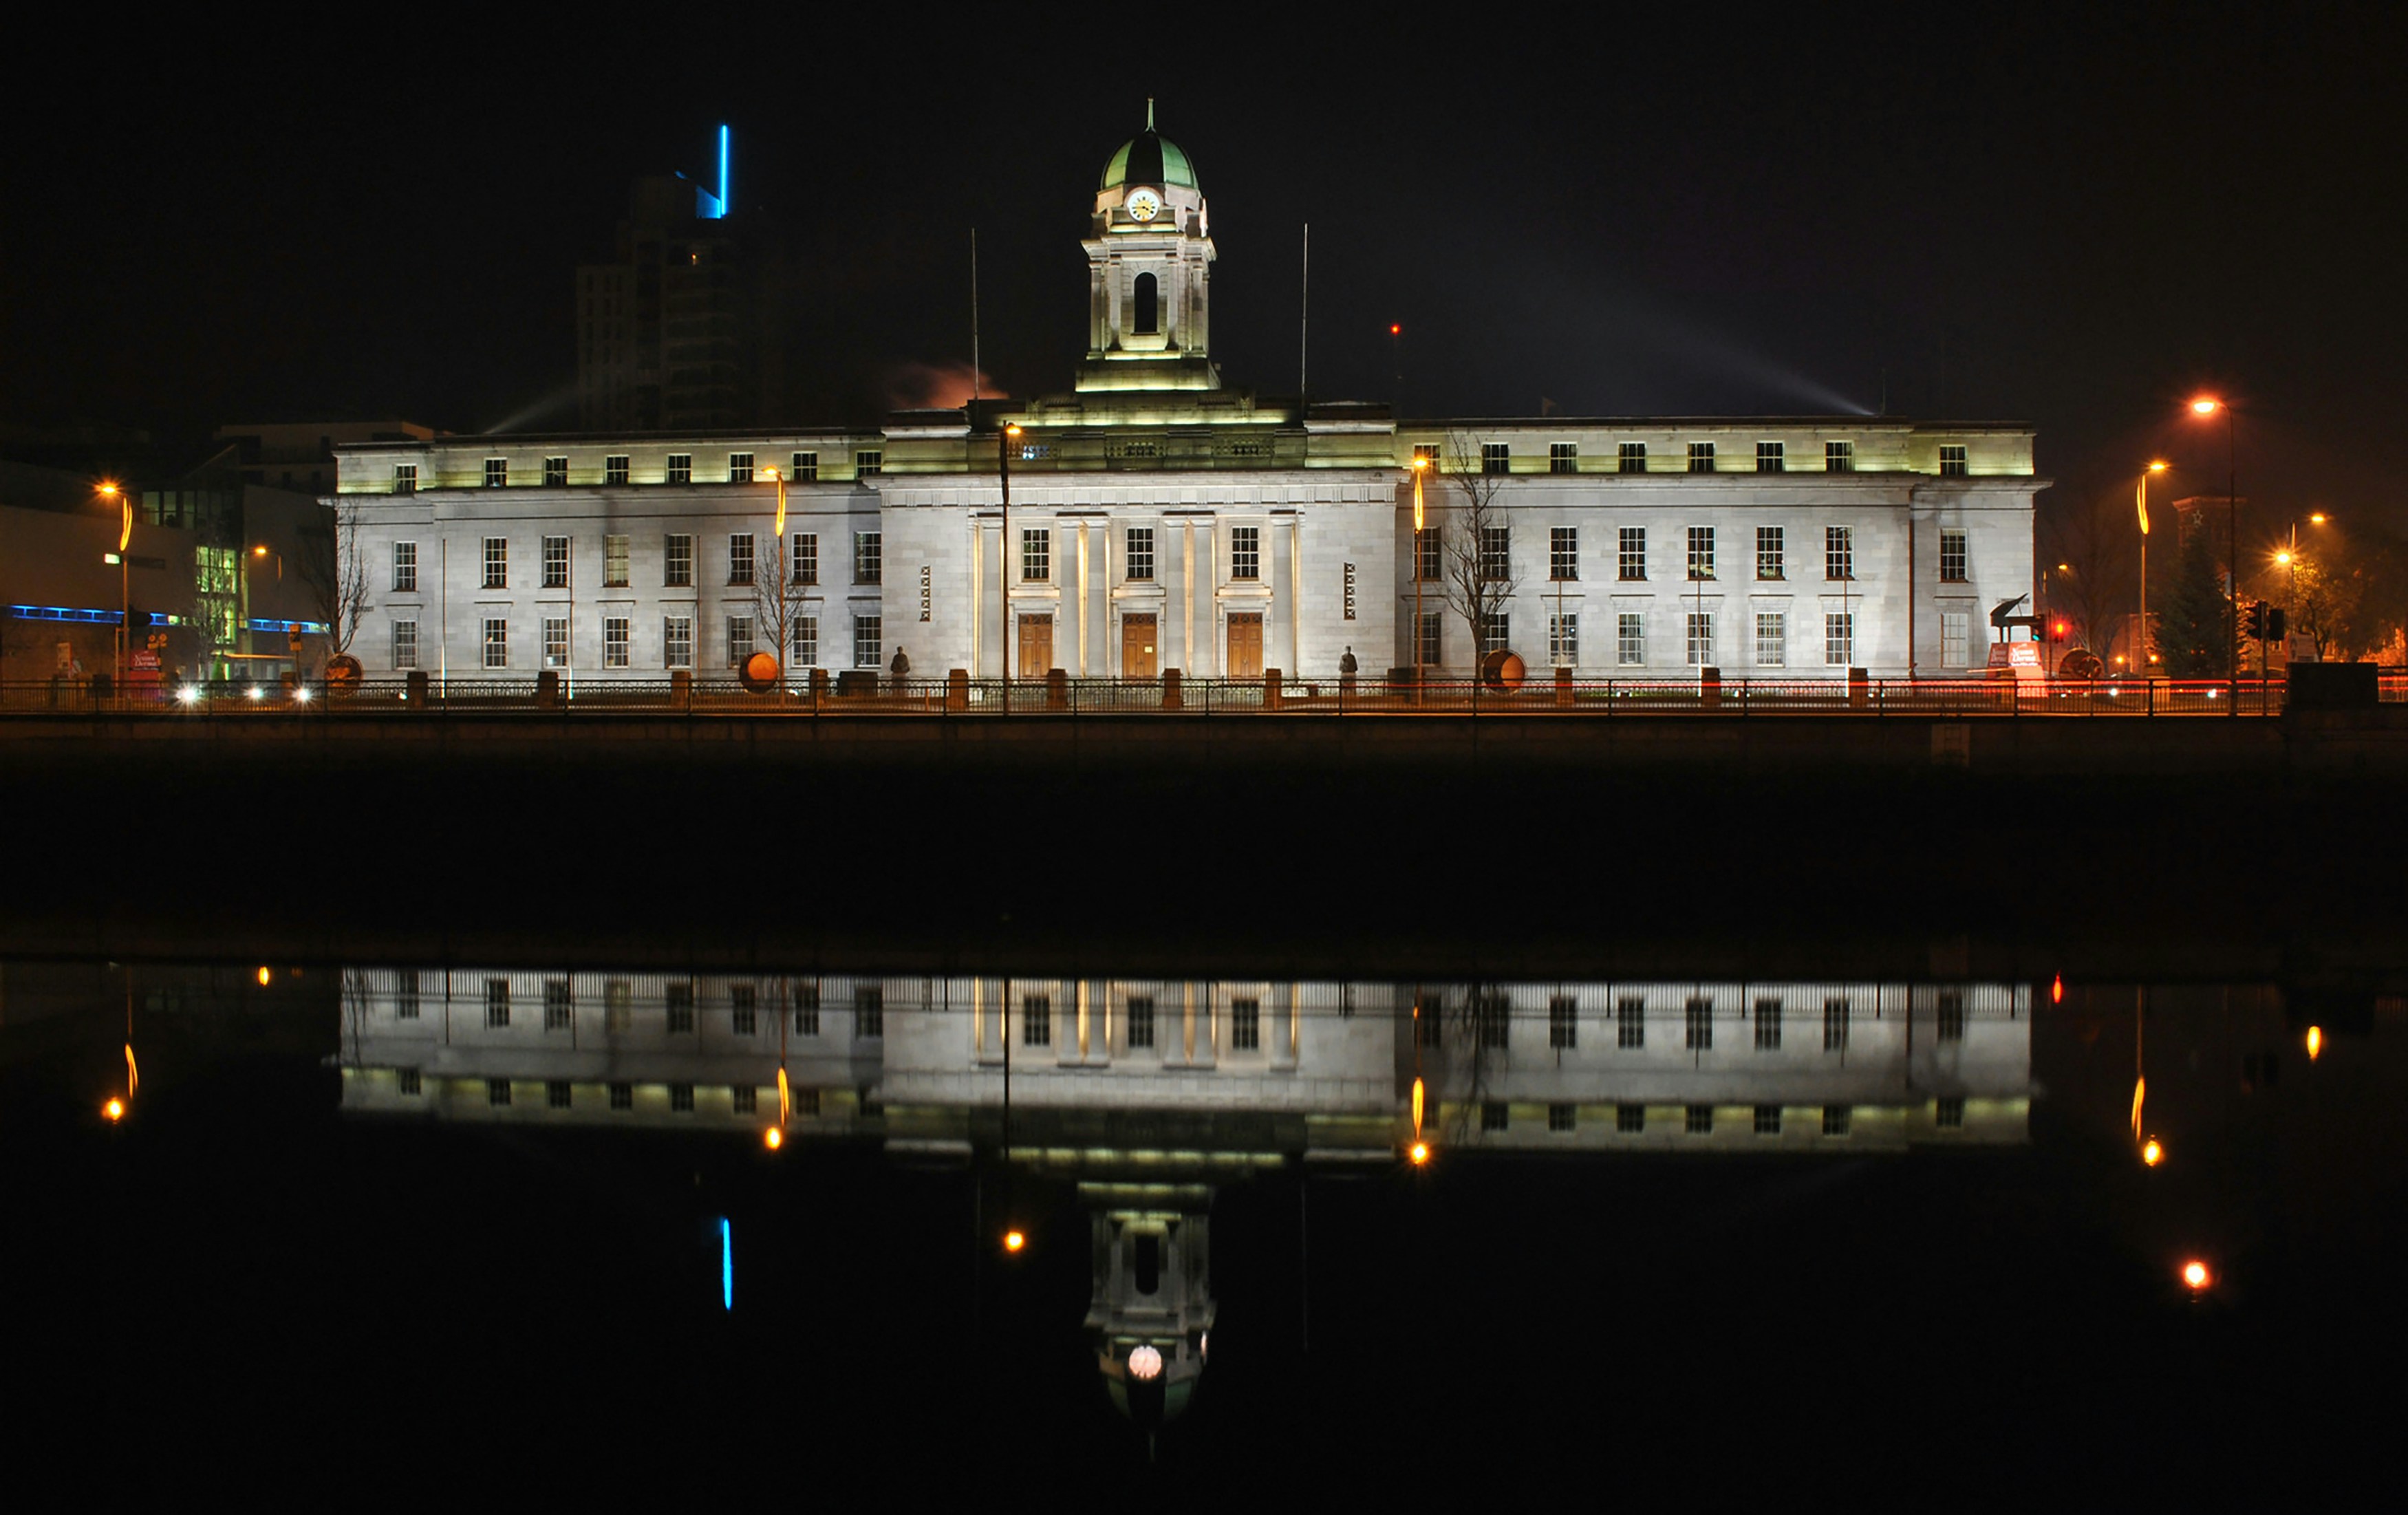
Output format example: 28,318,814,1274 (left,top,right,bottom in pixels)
1077,102,1218,392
